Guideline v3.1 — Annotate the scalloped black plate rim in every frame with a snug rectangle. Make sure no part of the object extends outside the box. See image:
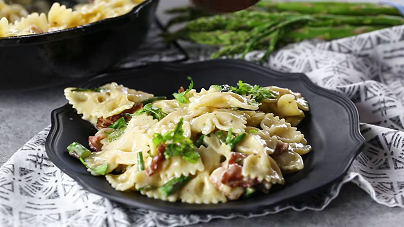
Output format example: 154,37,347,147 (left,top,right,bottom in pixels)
46,59,365,214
